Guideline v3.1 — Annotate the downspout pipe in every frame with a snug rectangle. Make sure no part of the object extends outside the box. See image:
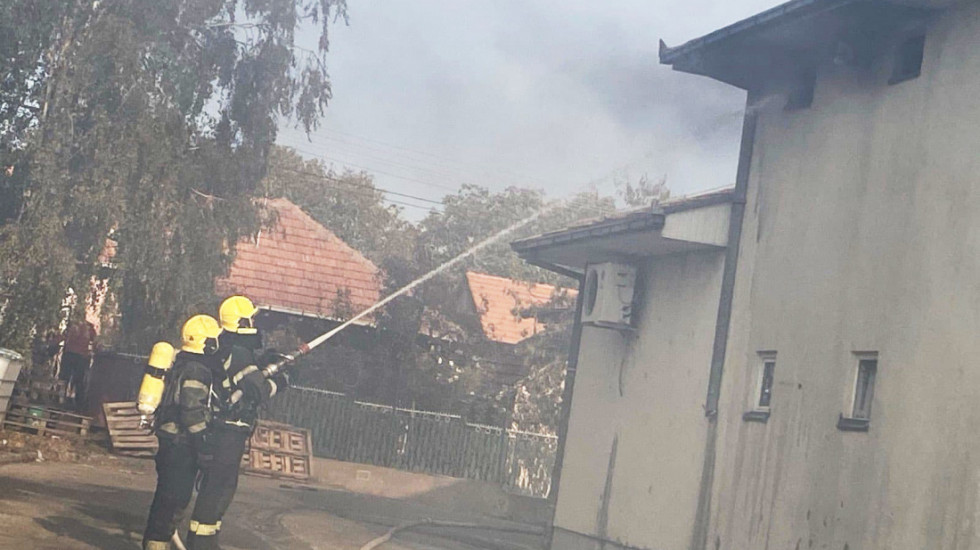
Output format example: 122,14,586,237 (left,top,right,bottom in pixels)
690,94,759,550
704,97,758,417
